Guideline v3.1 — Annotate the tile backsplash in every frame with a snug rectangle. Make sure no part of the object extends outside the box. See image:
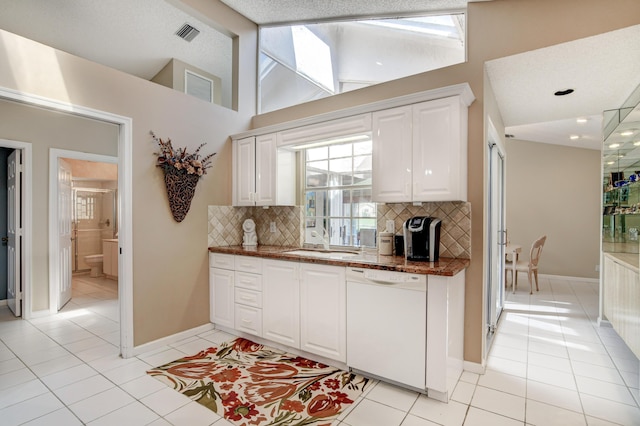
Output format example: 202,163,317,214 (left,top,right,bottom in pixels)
208,201,471,259
208,206,304,247
377,202,471,259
